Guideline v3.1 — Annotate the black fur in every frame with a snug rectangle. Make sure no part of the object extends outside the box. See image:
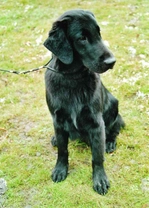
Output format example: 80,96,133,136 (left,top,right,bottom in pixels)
44,9,125,195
